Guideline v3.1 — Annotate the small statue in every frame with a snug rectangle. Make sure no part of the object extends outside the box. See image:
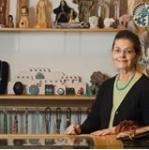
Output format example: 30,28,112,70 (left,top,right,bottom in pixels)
118,14,132,29
104,18,115,28
73,0,92,23
90,71,109,94
35,0,48,28
19,6,29,28
7,15,14,28
16,0,29,27
113,0,120,20
0,0,7,27
13,81,24,95
68,9,77,23
89,16,98,28
54,0,77,24
98,16,104,28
